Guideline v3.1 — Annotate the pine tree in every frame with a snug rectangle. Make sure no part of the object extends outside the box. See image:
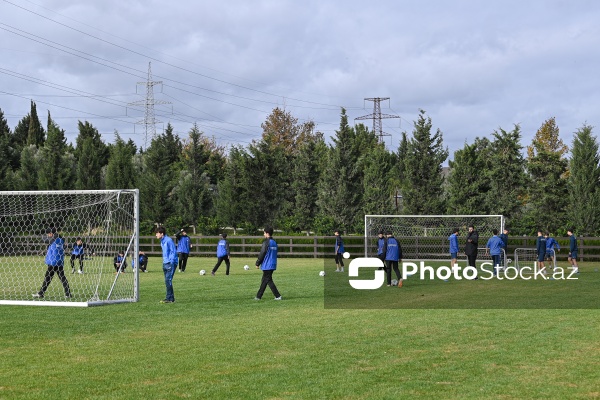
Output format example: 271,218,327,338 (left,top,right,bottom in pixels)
525,117,569,233
27,101,45,147
216,146,250,234
138,124,180,223
291,134,326,233
74,121,109,190
172,124,213,225
568,124,600,235
361,141,396,216
401,110,448,214
38,113,73,190
15,145,39,190
487,125,527,220
446,137,492,214
317,109,365,233
0,109,12,190
105,132,136,189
